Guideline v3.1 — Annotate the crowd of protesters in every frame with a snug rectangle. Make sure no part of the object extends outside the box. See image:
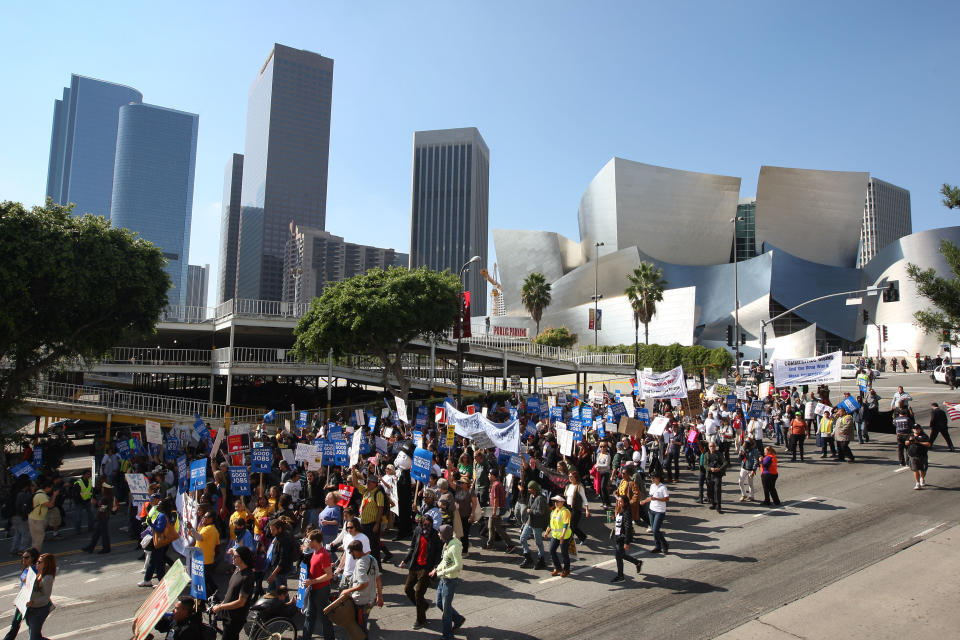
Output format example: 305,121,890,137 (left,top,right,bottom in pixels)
1,363,955,639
